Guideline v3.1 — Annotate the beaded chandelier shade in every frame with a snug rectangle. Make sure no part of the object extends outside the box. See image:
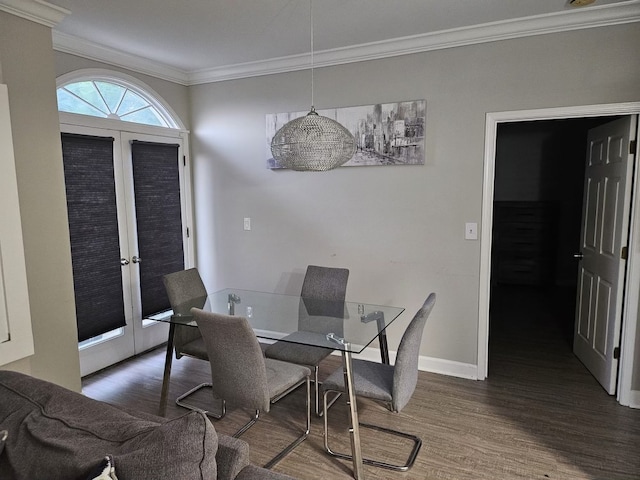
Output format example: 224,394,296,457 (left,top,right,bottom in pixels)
271,107,356,171
270,0,356,171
